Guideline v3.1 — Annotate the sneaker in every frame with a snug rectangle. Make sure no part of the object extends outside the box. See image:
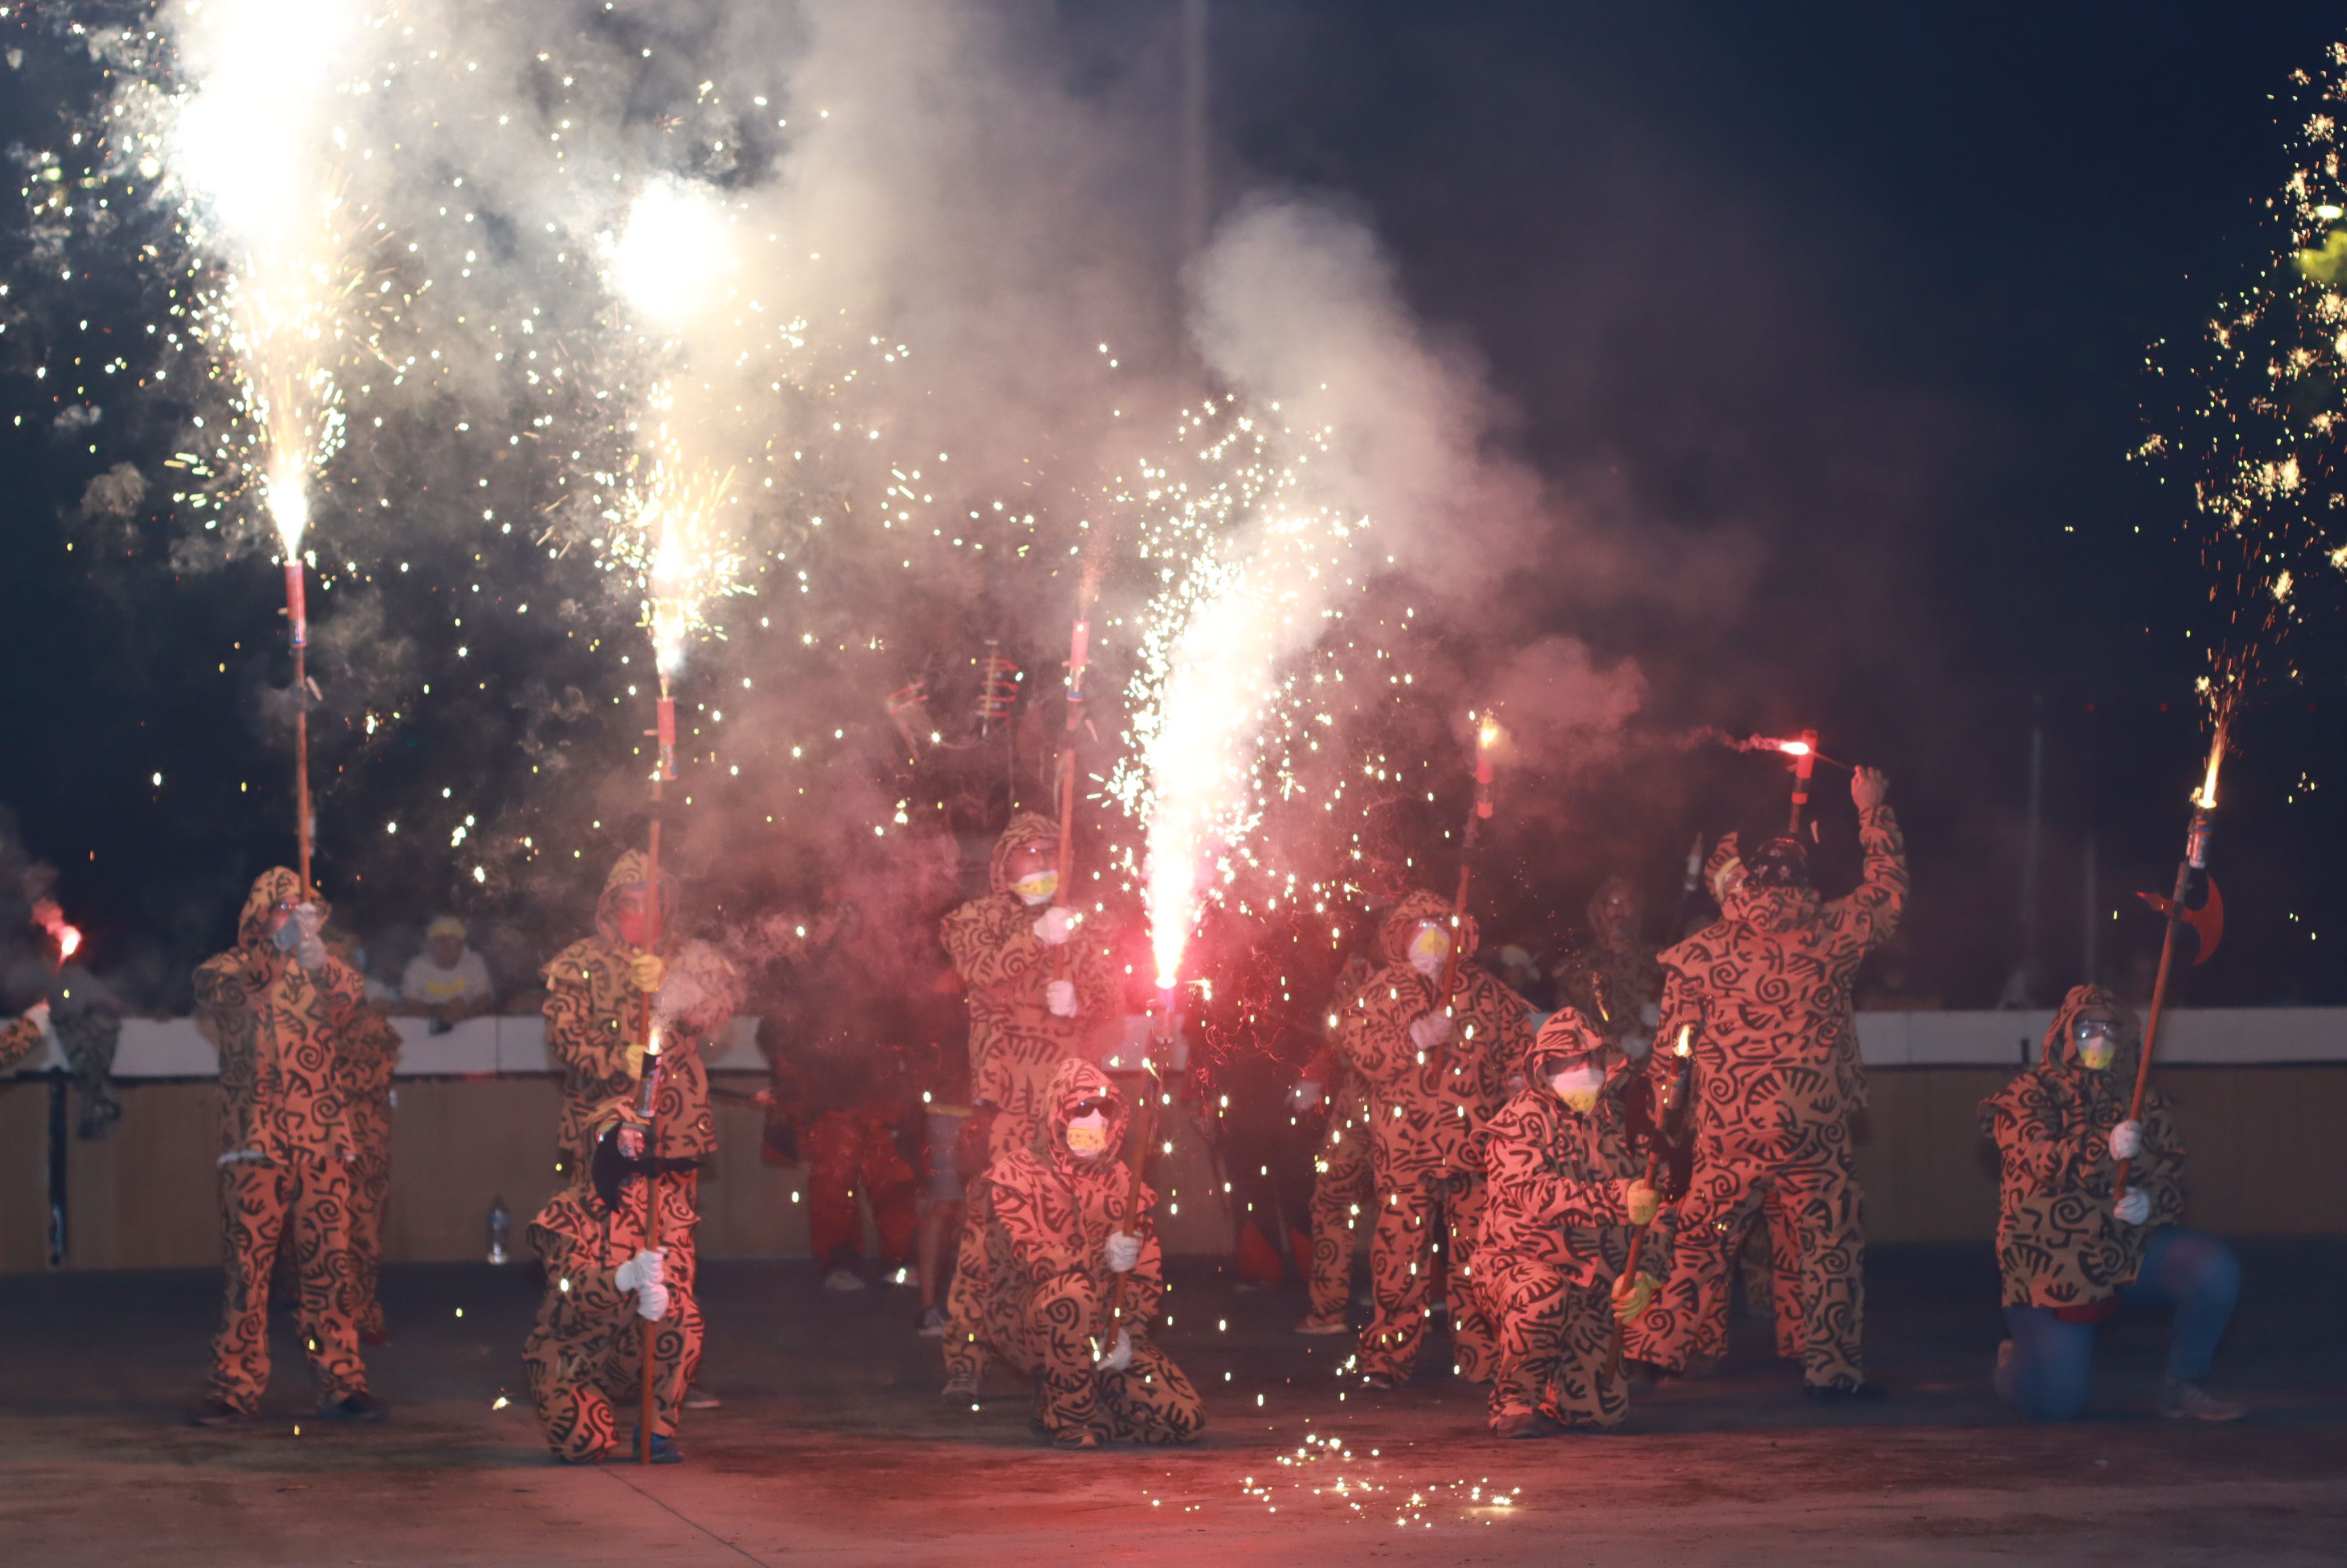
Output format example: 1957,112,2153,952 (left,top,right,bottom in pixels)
940,1371,980,1401
1294,1311,1350,1336
1489,1406,1558,1440
915,1306,949,1337
316,1392,389,1423
823,1267,867,1293
683,1386,722,1410
1991,1339,2018,1406
614,1429,684,1464
1804,1379,1888,1404
2162,1380,2244,1422
187,1397,253,1428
